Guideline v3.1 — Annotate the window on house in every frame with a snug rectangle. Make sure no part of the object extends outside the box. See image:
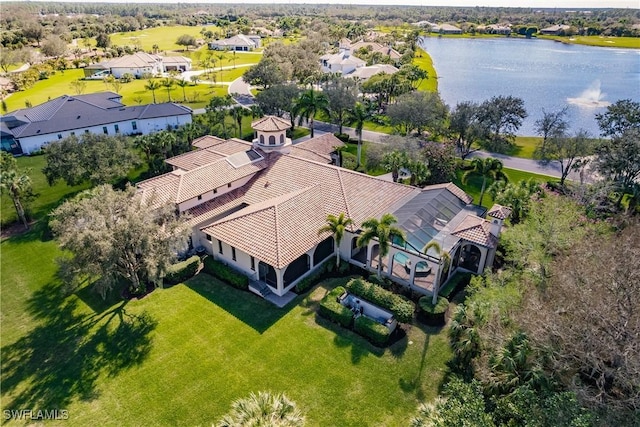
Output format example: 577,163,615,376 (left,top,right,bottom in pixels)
218,240,223,254
250,256,255,271
57,134,62,139
206,235,212,241
269,135,276,145
85,130,90,134
259,135,264,145
231,247,236,261
213,189,217,194
114,124,119,134
197,195,202,200
70,132,75,136
280,134,285,144
227,183,231,188
103,127,108,135
132,121,137,130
